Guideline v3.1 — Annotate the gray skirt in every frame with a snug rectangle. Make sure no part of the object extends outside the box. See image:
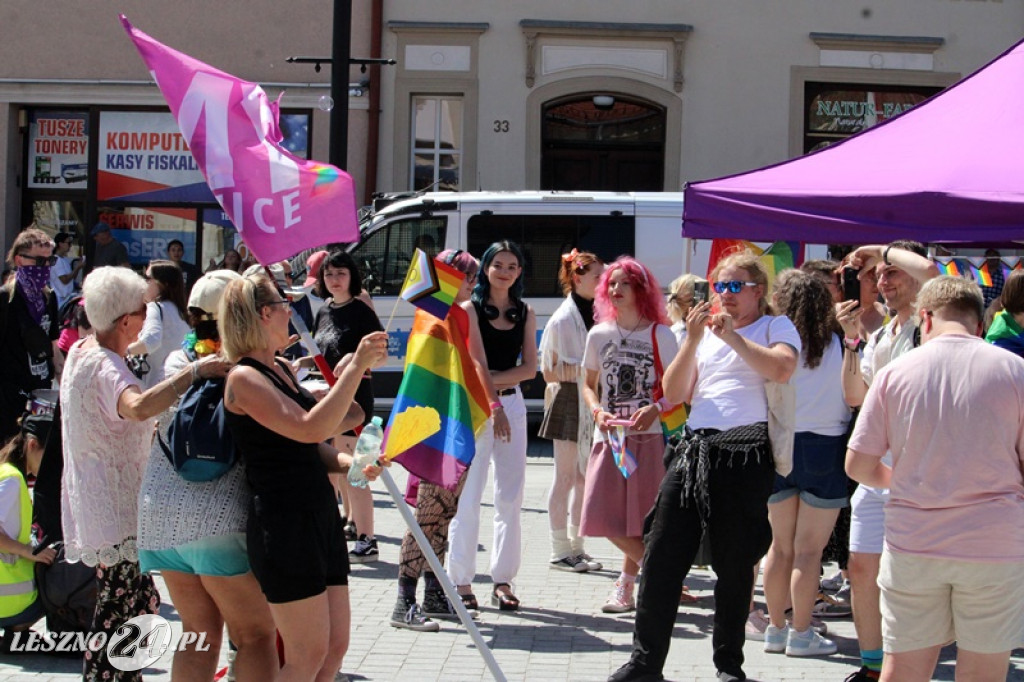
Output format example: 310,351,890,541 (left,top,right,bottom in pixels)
538,381,580,441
